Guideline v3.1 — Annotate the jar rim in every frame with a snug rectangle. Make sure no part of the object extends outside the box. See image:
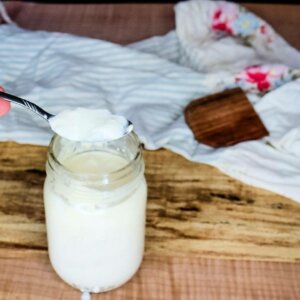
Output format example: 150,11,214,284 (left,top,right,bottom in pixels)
47,132,143,184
